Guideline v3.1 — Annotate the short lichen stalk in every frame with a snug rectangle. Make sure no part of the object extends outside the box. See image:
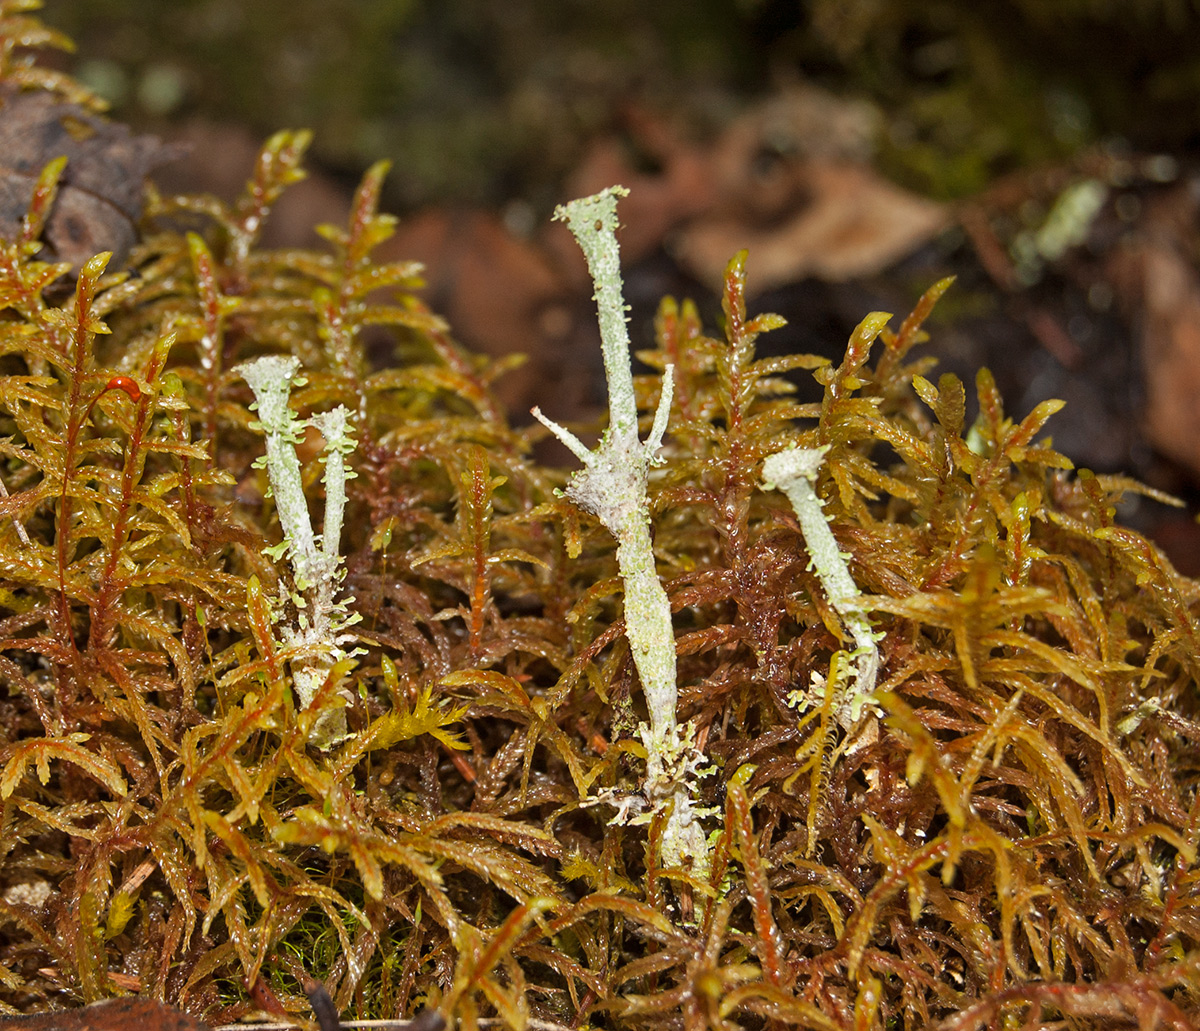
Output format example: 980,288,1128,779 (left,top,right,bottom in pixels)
762,445,880,723
239,354,362,748
533,187,708,878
